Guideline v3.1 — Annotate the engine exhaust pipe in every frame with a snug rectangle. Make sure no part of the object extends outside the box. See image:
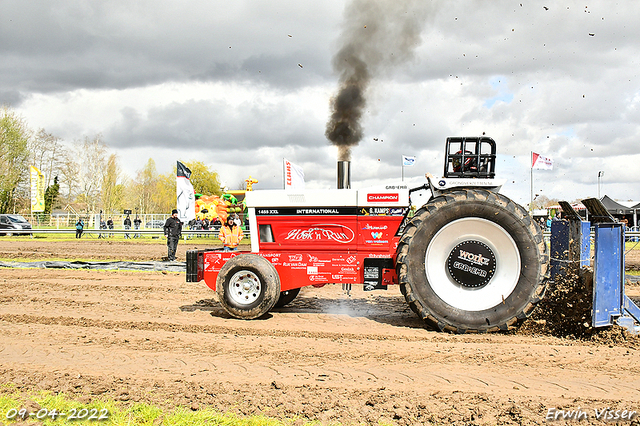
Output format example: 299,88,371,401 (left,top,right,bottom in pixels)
337,161,351,189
